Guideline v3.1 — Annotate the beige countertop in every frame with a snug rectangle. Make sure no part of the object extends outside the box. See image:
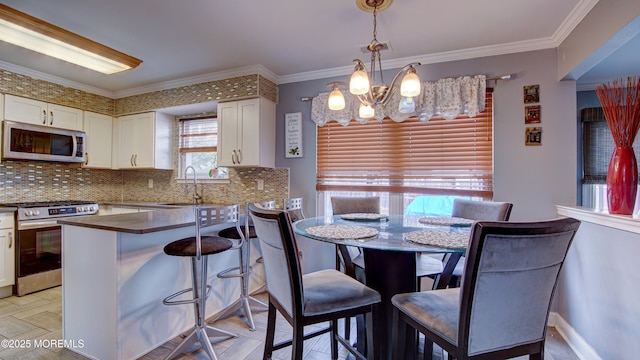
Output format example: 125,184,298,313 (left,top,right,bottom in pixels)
58,207,196,234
